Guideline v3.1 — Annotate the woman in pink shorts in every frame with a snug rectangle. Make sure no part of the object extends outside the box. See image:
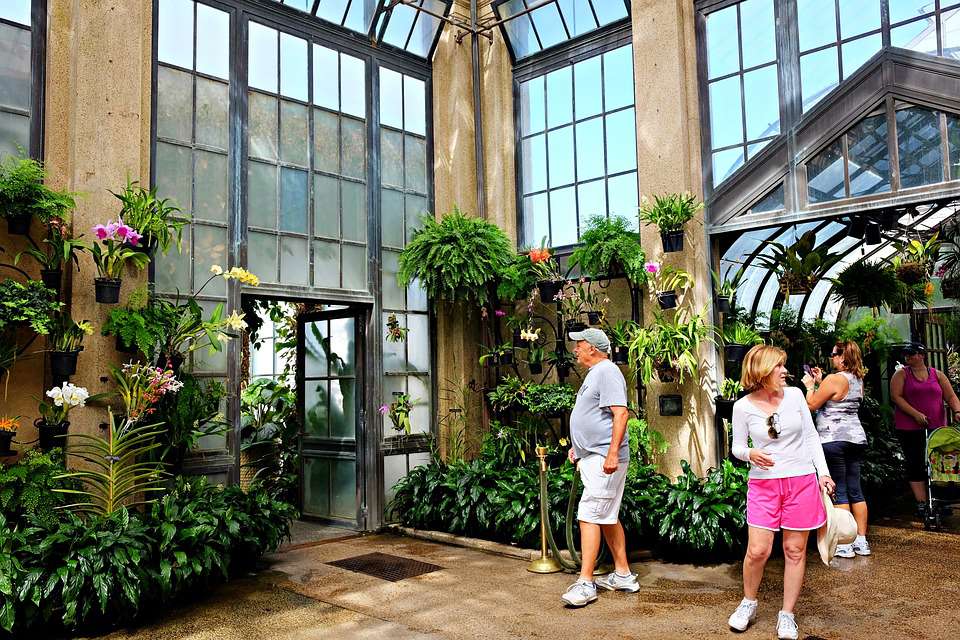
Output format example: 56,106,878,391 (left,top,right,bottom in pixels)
726,345,835,640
